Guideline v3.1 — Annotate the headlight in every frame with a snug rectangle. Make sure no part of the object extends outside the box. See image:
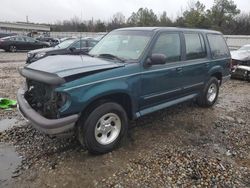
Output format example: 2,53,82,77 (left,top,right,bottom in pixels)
35,52,46,58
56,92,69,110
